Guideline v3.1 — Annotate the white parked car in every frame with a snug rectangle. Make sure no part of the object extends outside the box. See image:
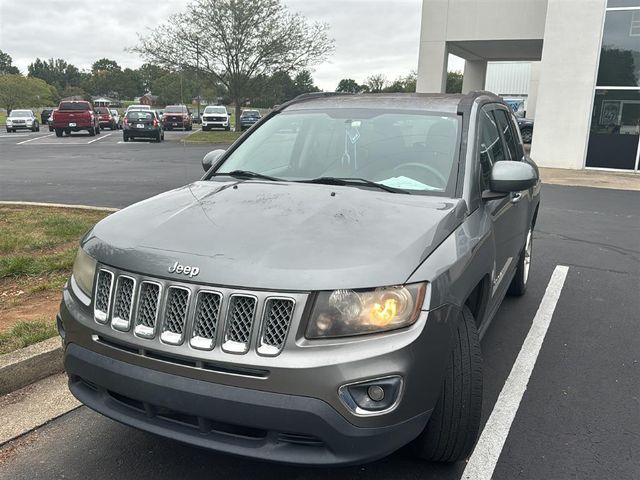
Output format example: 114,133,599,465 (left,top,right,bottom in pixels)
110,109,122,129
125,104,151,113
201,105,230,131
6,109,39,132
